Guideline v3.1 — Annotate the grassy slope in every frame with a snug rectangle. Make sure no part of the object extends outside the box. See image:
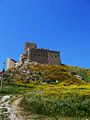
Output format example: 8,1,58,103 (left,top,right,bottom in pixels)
2,64,90,119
